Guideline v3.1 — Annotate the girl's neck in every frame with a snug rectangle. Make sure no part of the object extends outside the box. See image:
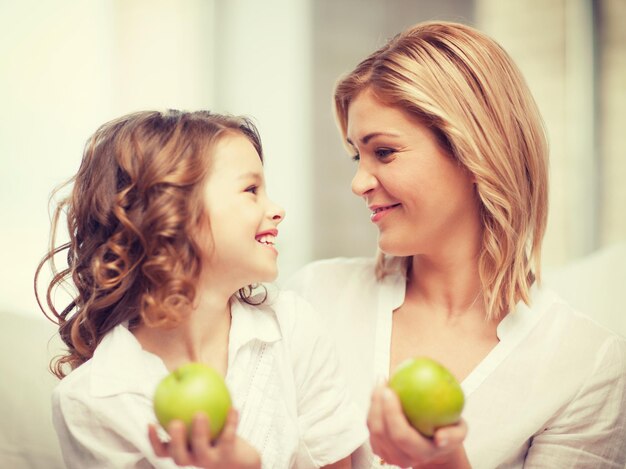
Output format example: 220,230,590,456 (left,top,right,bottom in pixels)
133,285,234,374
